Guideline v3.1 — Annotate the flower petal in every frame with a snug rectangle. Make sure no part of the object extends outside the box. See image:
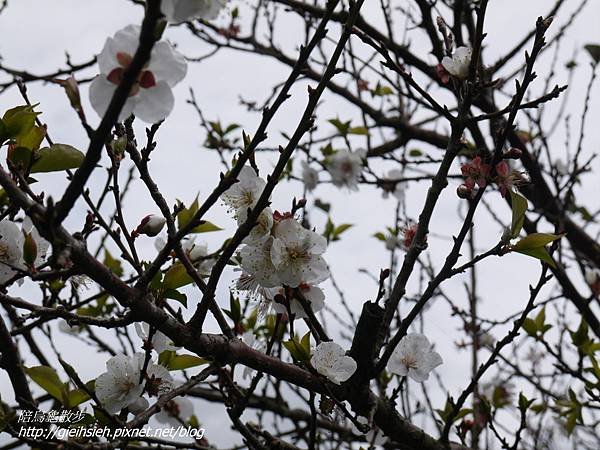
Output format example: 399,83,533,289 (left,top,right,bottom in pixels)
149,41,188,87
133,81,174,123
